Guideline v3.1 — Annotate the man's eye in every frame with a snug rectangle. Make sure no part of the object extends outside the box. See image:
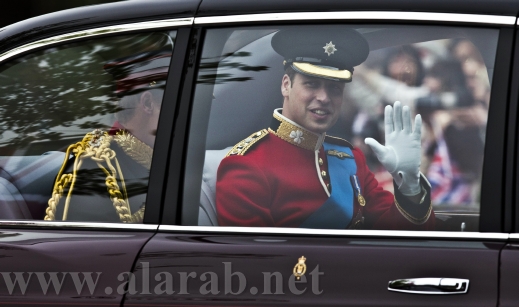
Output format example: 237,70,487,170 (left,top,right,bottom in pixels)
330,85,343,93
